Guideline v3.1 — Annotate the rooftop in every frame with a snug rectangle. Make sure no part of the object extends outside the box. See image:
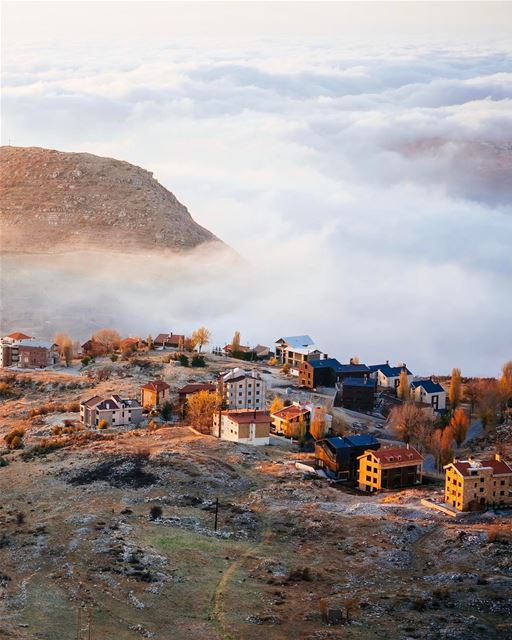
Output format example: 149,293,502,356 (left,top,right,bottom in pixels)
225,410,271,424
411,378,444,394
361,446,423,465
276,335,314,349
343,377,377,388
